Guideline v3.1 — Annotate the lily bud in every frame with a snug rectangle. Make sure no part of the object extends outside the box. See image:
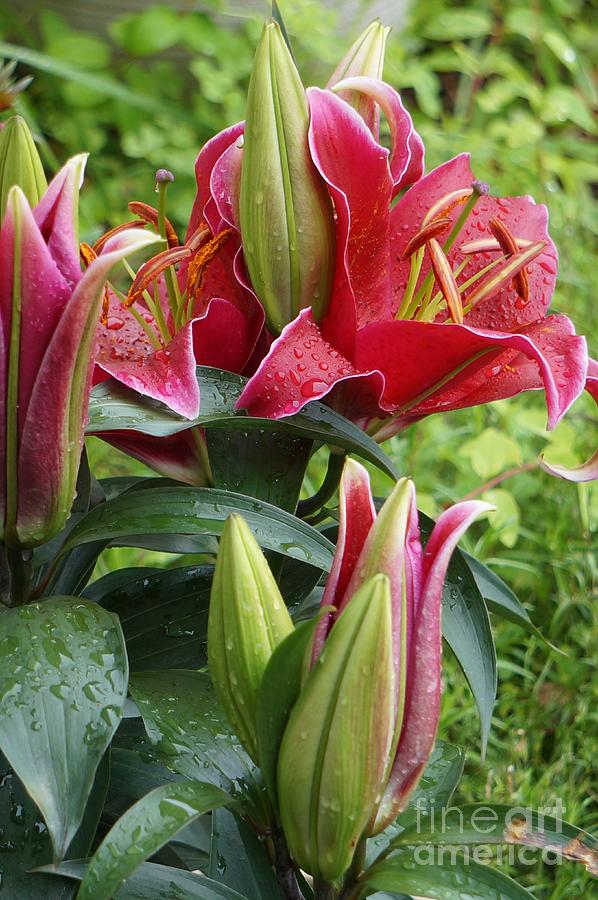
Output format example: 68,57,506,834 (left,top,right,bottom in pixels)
277,574,395,881
0,116,46,223
326,20,390,134
239,20,335,334
207,514,294,761
0,157,161,547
